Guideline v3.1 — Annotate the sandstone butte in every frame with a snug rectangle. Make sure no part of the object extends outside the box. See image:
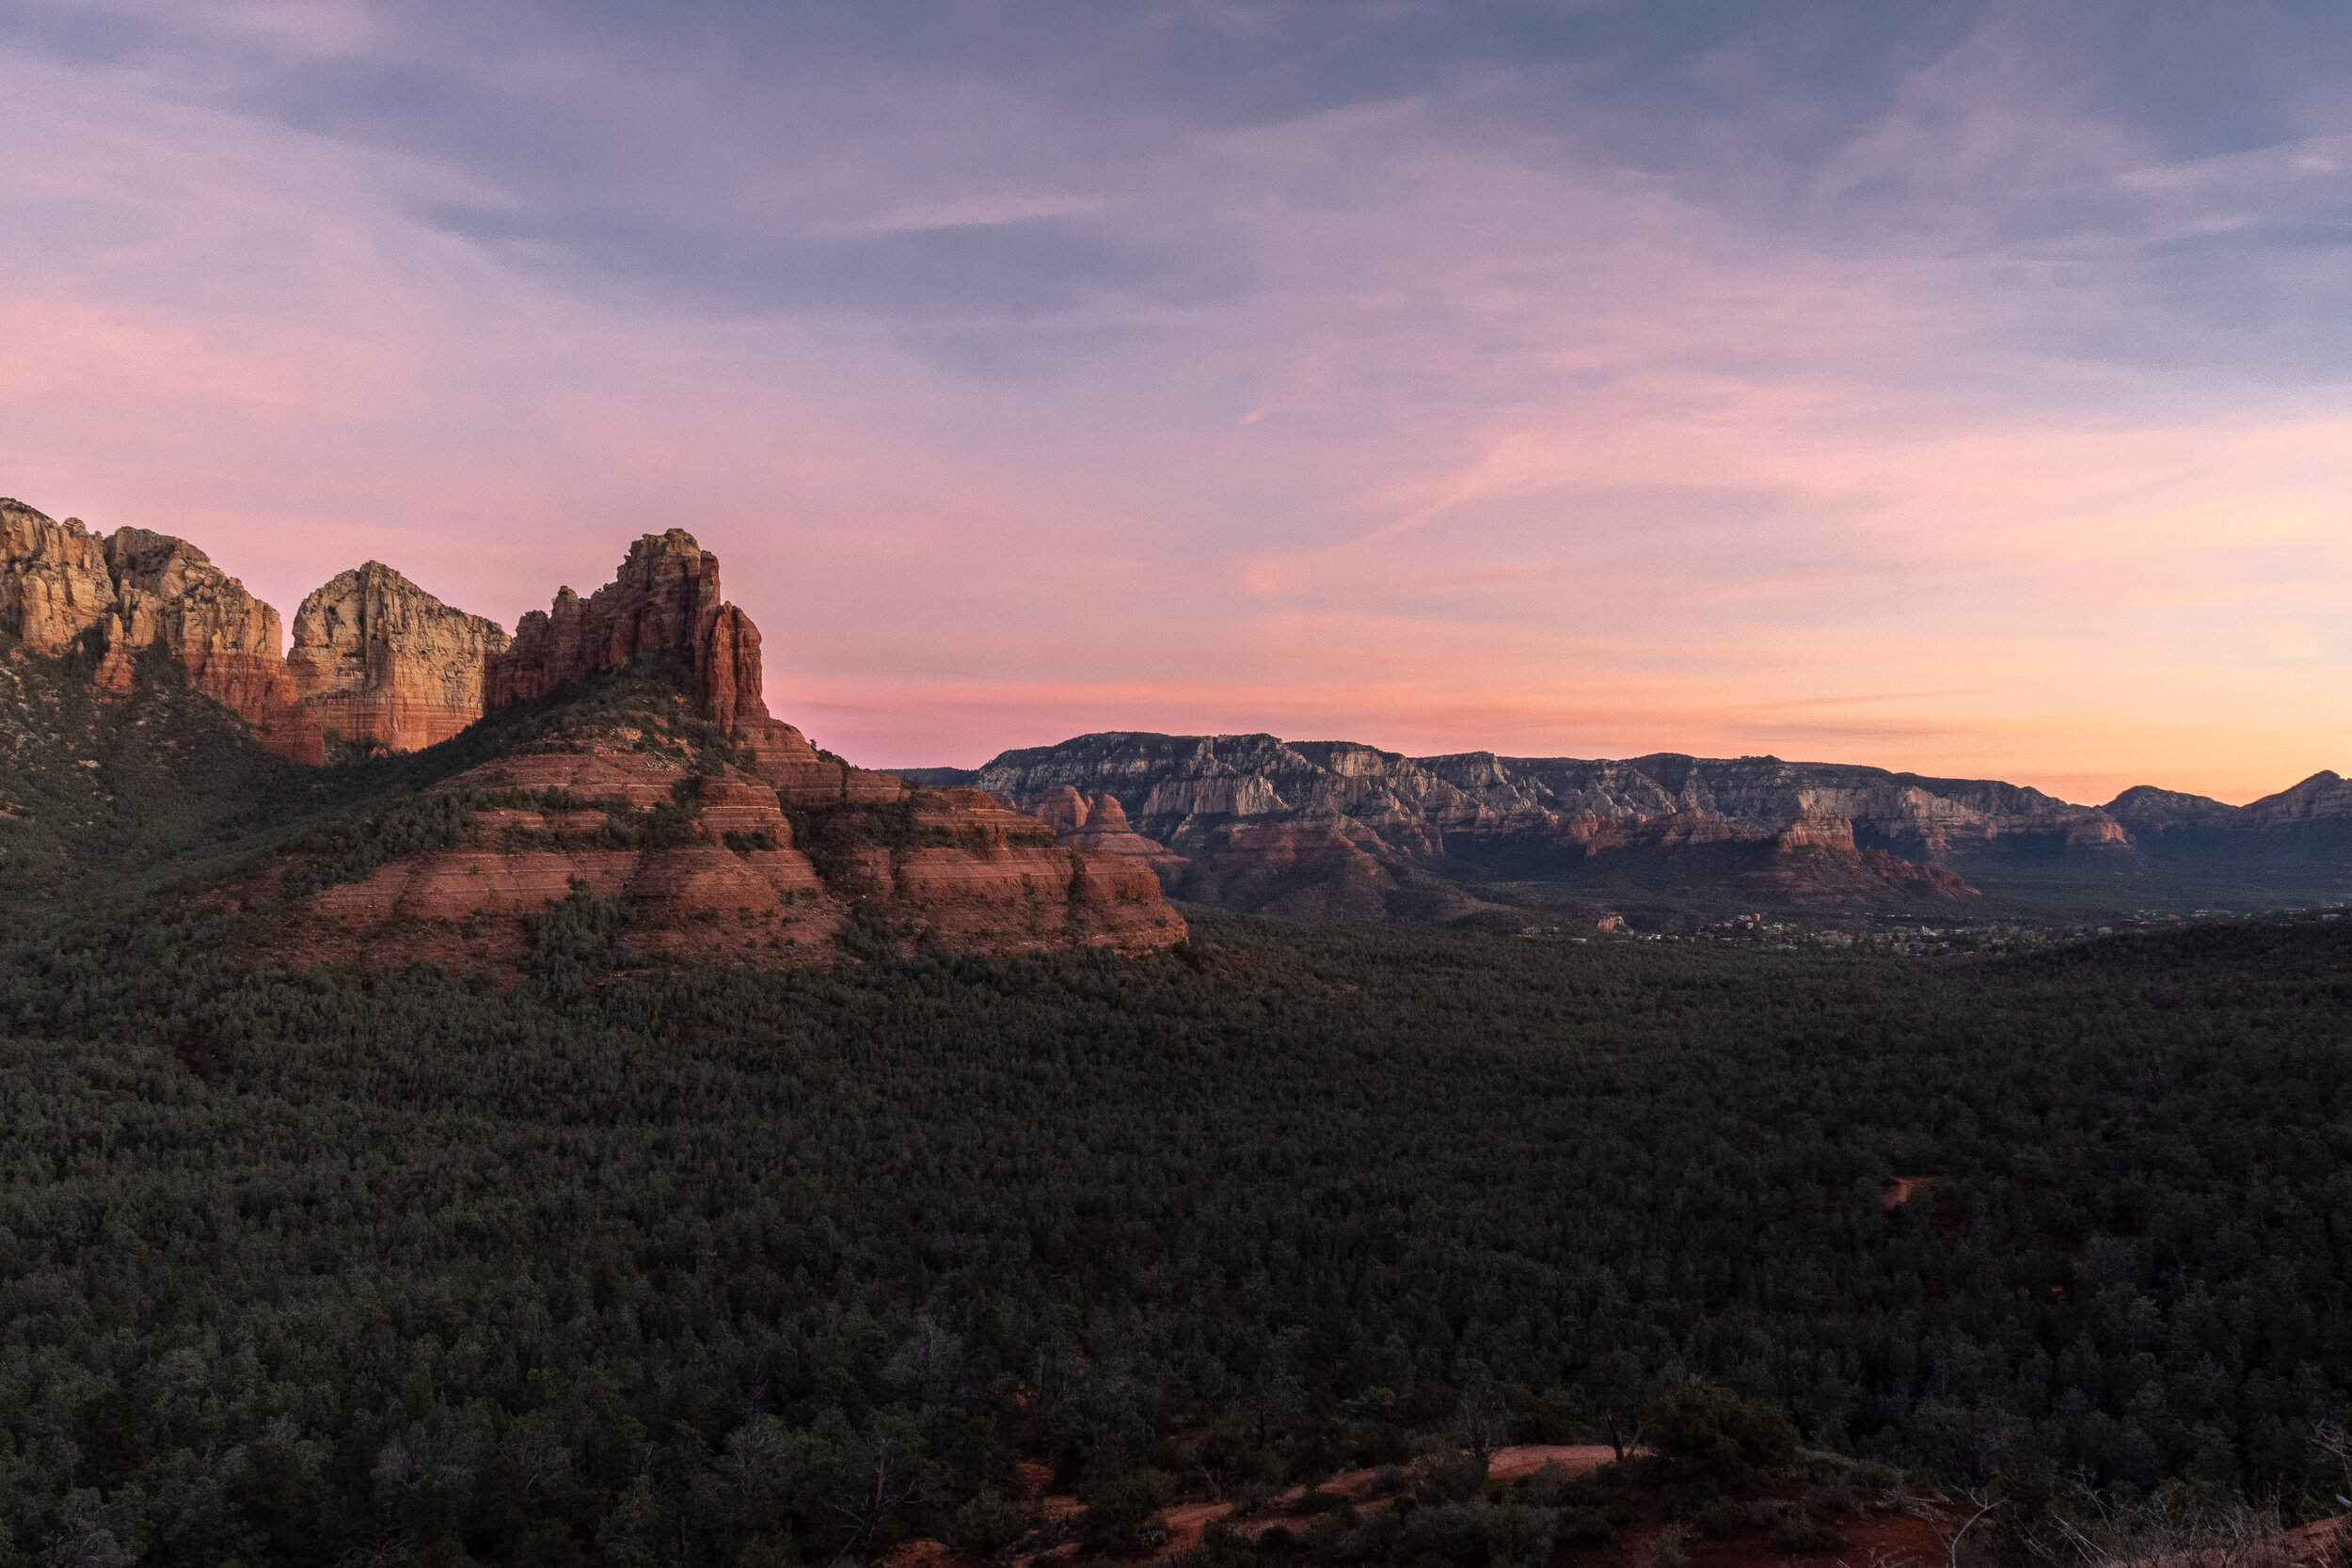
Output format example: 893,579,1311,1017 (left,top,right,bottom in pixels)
0,498,1186,966
285,561,511,762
